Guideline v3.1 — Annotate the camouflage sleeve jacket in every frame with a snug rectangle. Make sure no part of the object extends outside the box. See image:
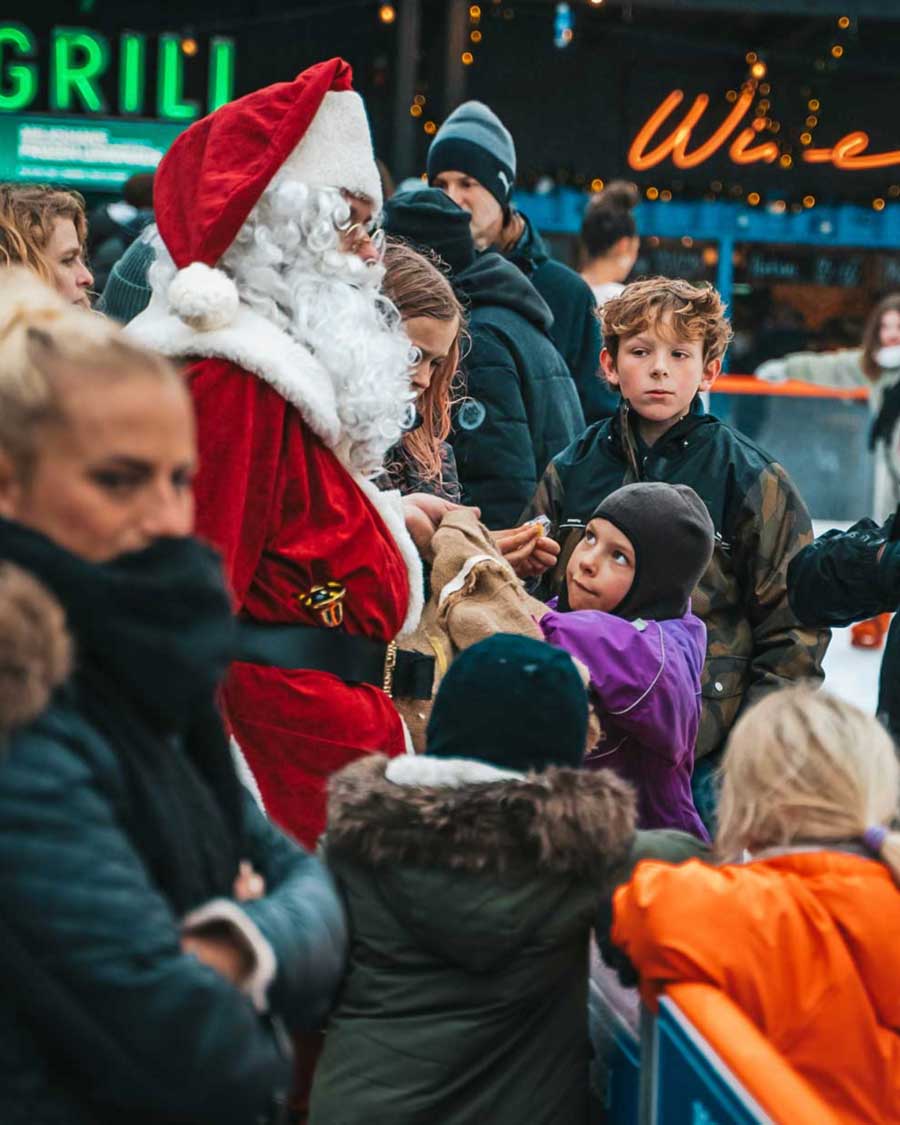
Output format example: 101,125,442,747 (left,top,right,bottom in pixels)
520,406,831,758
